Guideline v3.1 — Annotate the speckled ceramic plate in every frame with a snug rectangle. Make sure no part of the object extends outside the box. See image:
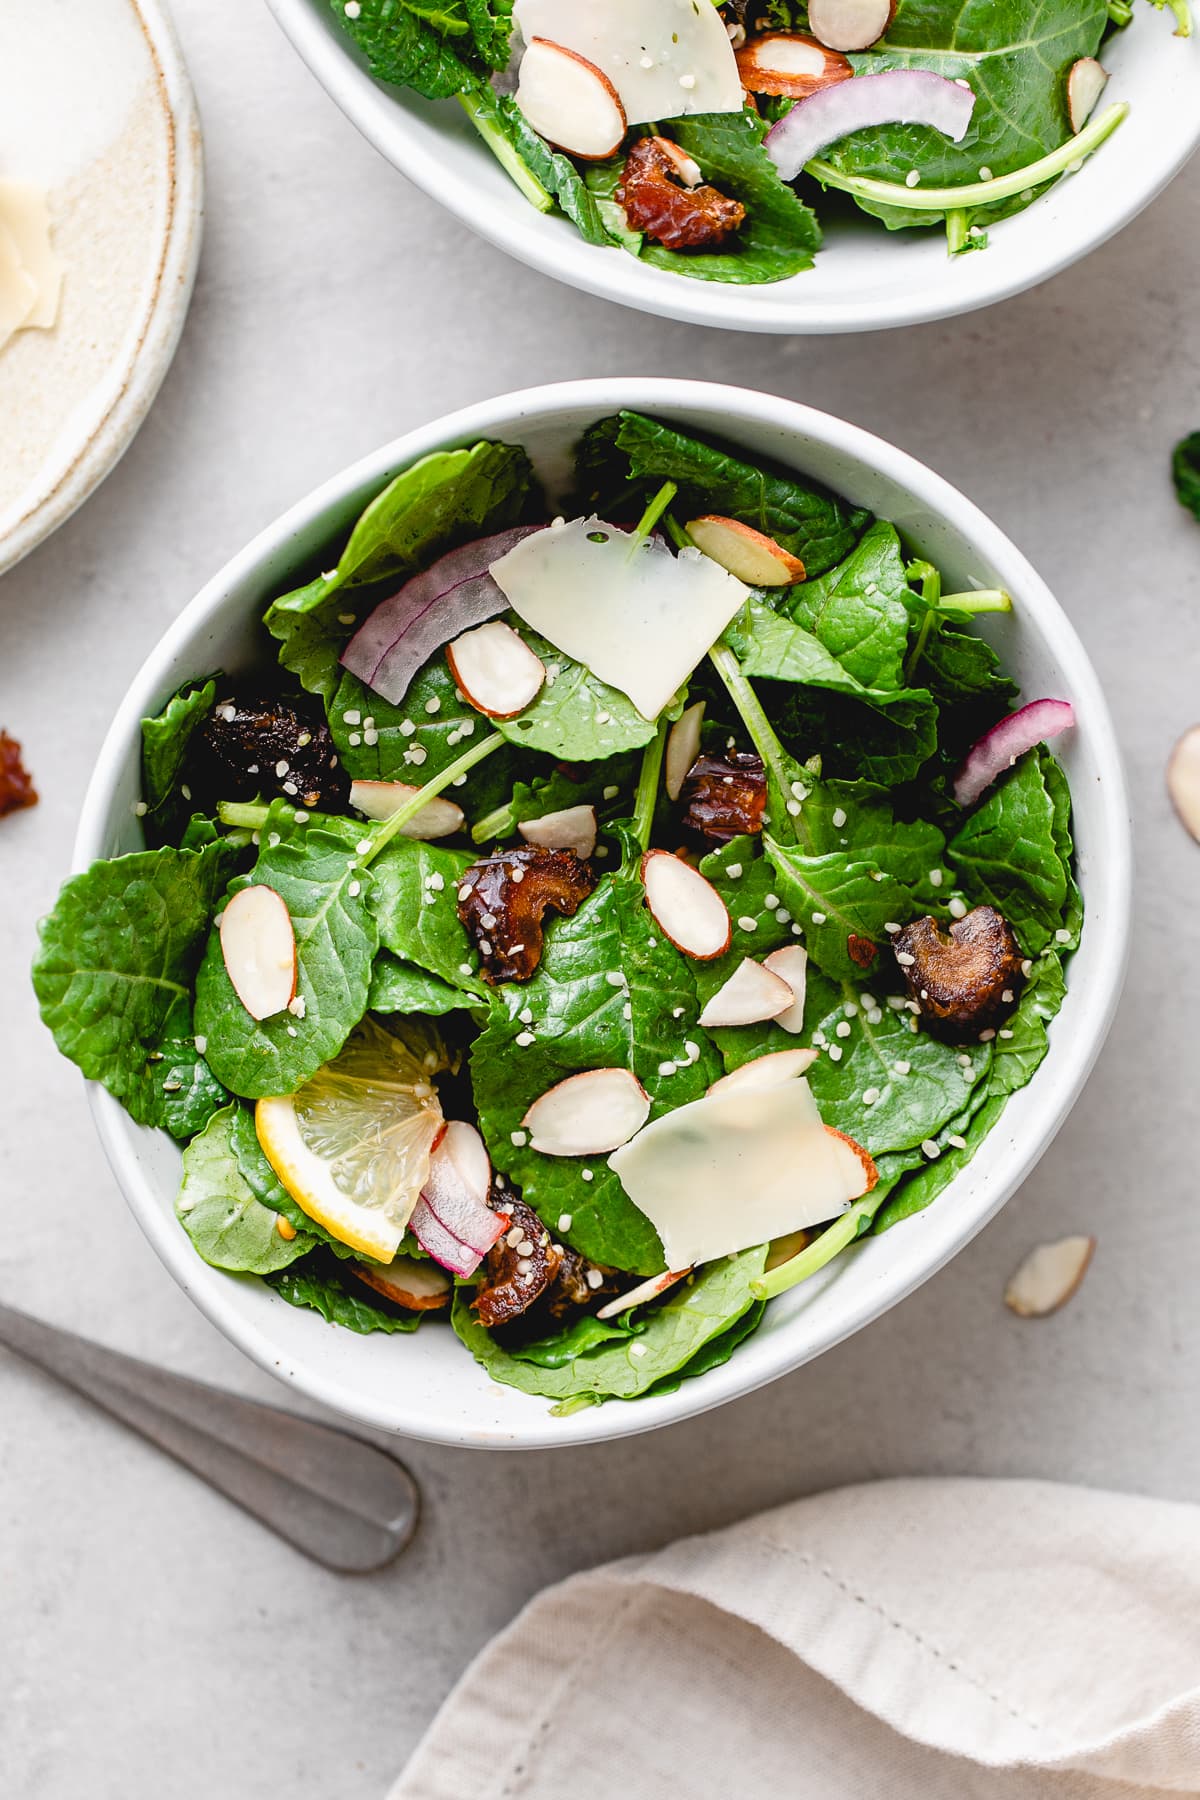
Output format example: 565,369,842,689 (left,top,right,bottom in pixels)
0,0,203,577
